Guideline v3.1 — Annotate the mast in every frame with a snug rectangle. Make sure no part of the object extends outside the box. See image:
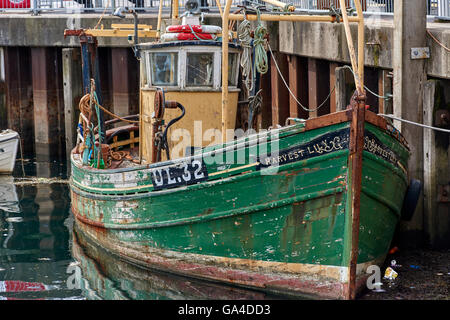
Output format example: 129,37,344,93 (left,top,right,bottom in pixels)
221,0,233,143
339,0,365,300
172,0,179,19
